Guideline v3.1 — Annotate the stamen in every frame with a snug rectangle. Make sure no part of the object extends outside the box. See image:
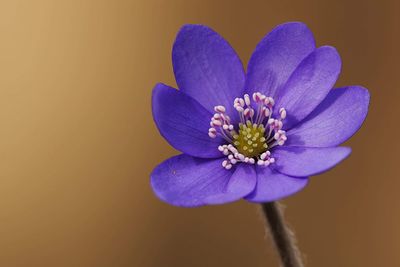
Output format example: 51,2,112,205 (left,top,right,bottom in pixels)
208,92,288,169
214,105,226,113
244,94,251,106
